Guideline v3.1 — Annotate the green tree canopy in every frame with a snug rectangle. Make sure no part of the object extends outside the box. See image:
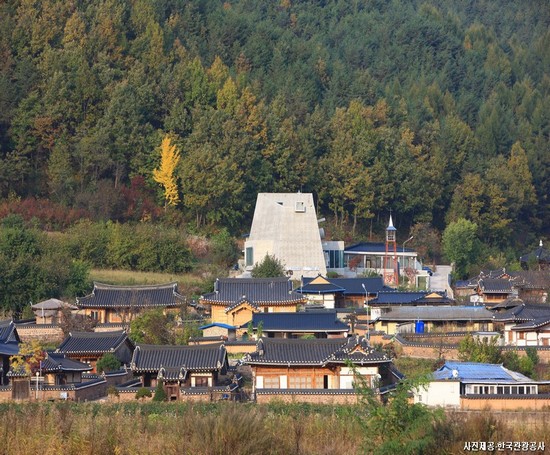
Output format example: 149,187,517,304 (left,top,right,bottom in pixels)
442,218,481,279
251,254,286,278
96,352,121,374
